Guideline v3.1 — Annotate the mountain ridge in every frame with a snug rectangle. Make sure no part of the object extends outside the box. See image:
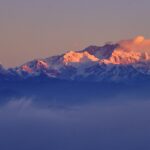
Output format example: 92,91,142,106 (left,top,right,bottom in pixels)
1,36,150,82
